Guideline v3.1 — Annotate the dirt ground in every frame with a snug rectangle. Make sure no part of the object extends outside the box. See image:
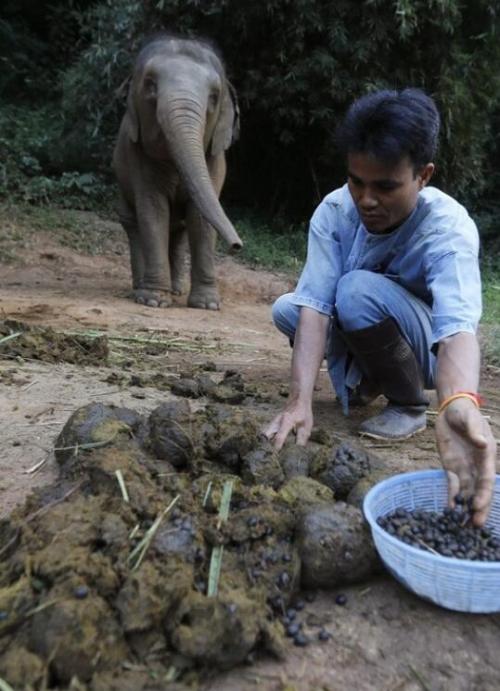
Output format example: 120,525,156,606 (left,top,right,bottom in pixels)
1,212,500,690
